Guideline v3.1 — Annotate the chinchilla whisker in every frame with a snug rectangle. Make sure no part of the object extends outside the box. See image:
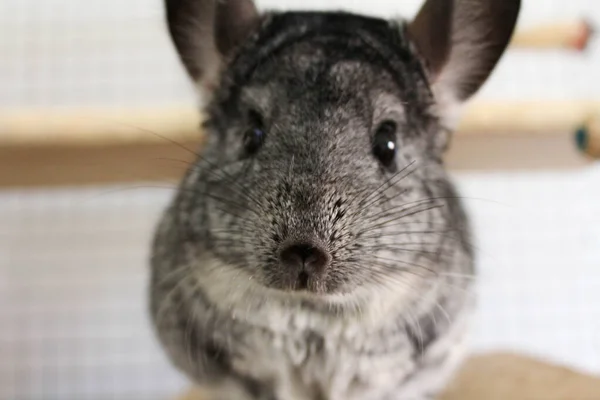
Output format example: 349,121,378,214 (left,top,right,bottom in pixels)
428,306,439,332
362,200,445,226
152,265,193,288
288,155,295,181
153,274,192,330
211,205,260,225
369,269,422,288
367,255,437,275
116,121,242,191
188,188,261,216
361,198,446,225
357,216,448,237
184,292,201,373
358,204,445,234
348,187,412,223
156,157,256,186
405,310,425,354
359,245,443,258
368,221,448,228
359,225,455,240
207,237,255,247
210,228,262,236
363,228,483,256
420,275,476,295
358,232,461,247
354,164,431,215
359,227,458,238
366,261,432,281
126,126,262,209
80,184,179,203
369,267,473,313
344,161,414,215
431,281,477,300
207,242,251,251
207,246,251,255
187,181,258,205
359,184,411,215
201,172,265,211
365,267,422,295
434,301,452,327
97,120,202,158
355,161,418,210
208,243,256,252
89,183,258,217
365,241,439,247
208,228,257,237
407,193,512,208
359,207,435,230
437,272,477,280
359,222,451,236
332,238,440,255
154,157,198,168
